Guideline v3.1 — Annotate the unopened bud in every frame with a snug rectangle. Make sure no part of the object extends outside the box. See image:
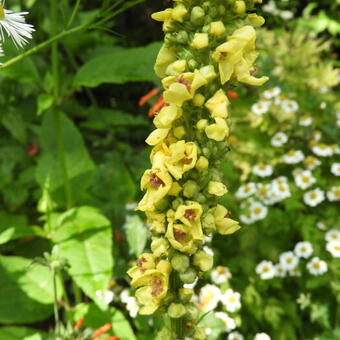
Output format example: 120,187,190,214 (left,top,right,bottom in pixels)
177,30,189,43
193,250,213,272
173,126,186,139
196,119,208,131
179,267,197,283
183,180,199,198
234,1,246,14
168,303,186,318
172,4,188,22
179,288,194,302
190,6,205,24
193,94,205,107
193,327,206,340
247,13,265,27
186,304,200,320
210,21,226,36
196,156,209,171
171,253,190,273
208,181,228,196
151,237,170,257
191,33,209,50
